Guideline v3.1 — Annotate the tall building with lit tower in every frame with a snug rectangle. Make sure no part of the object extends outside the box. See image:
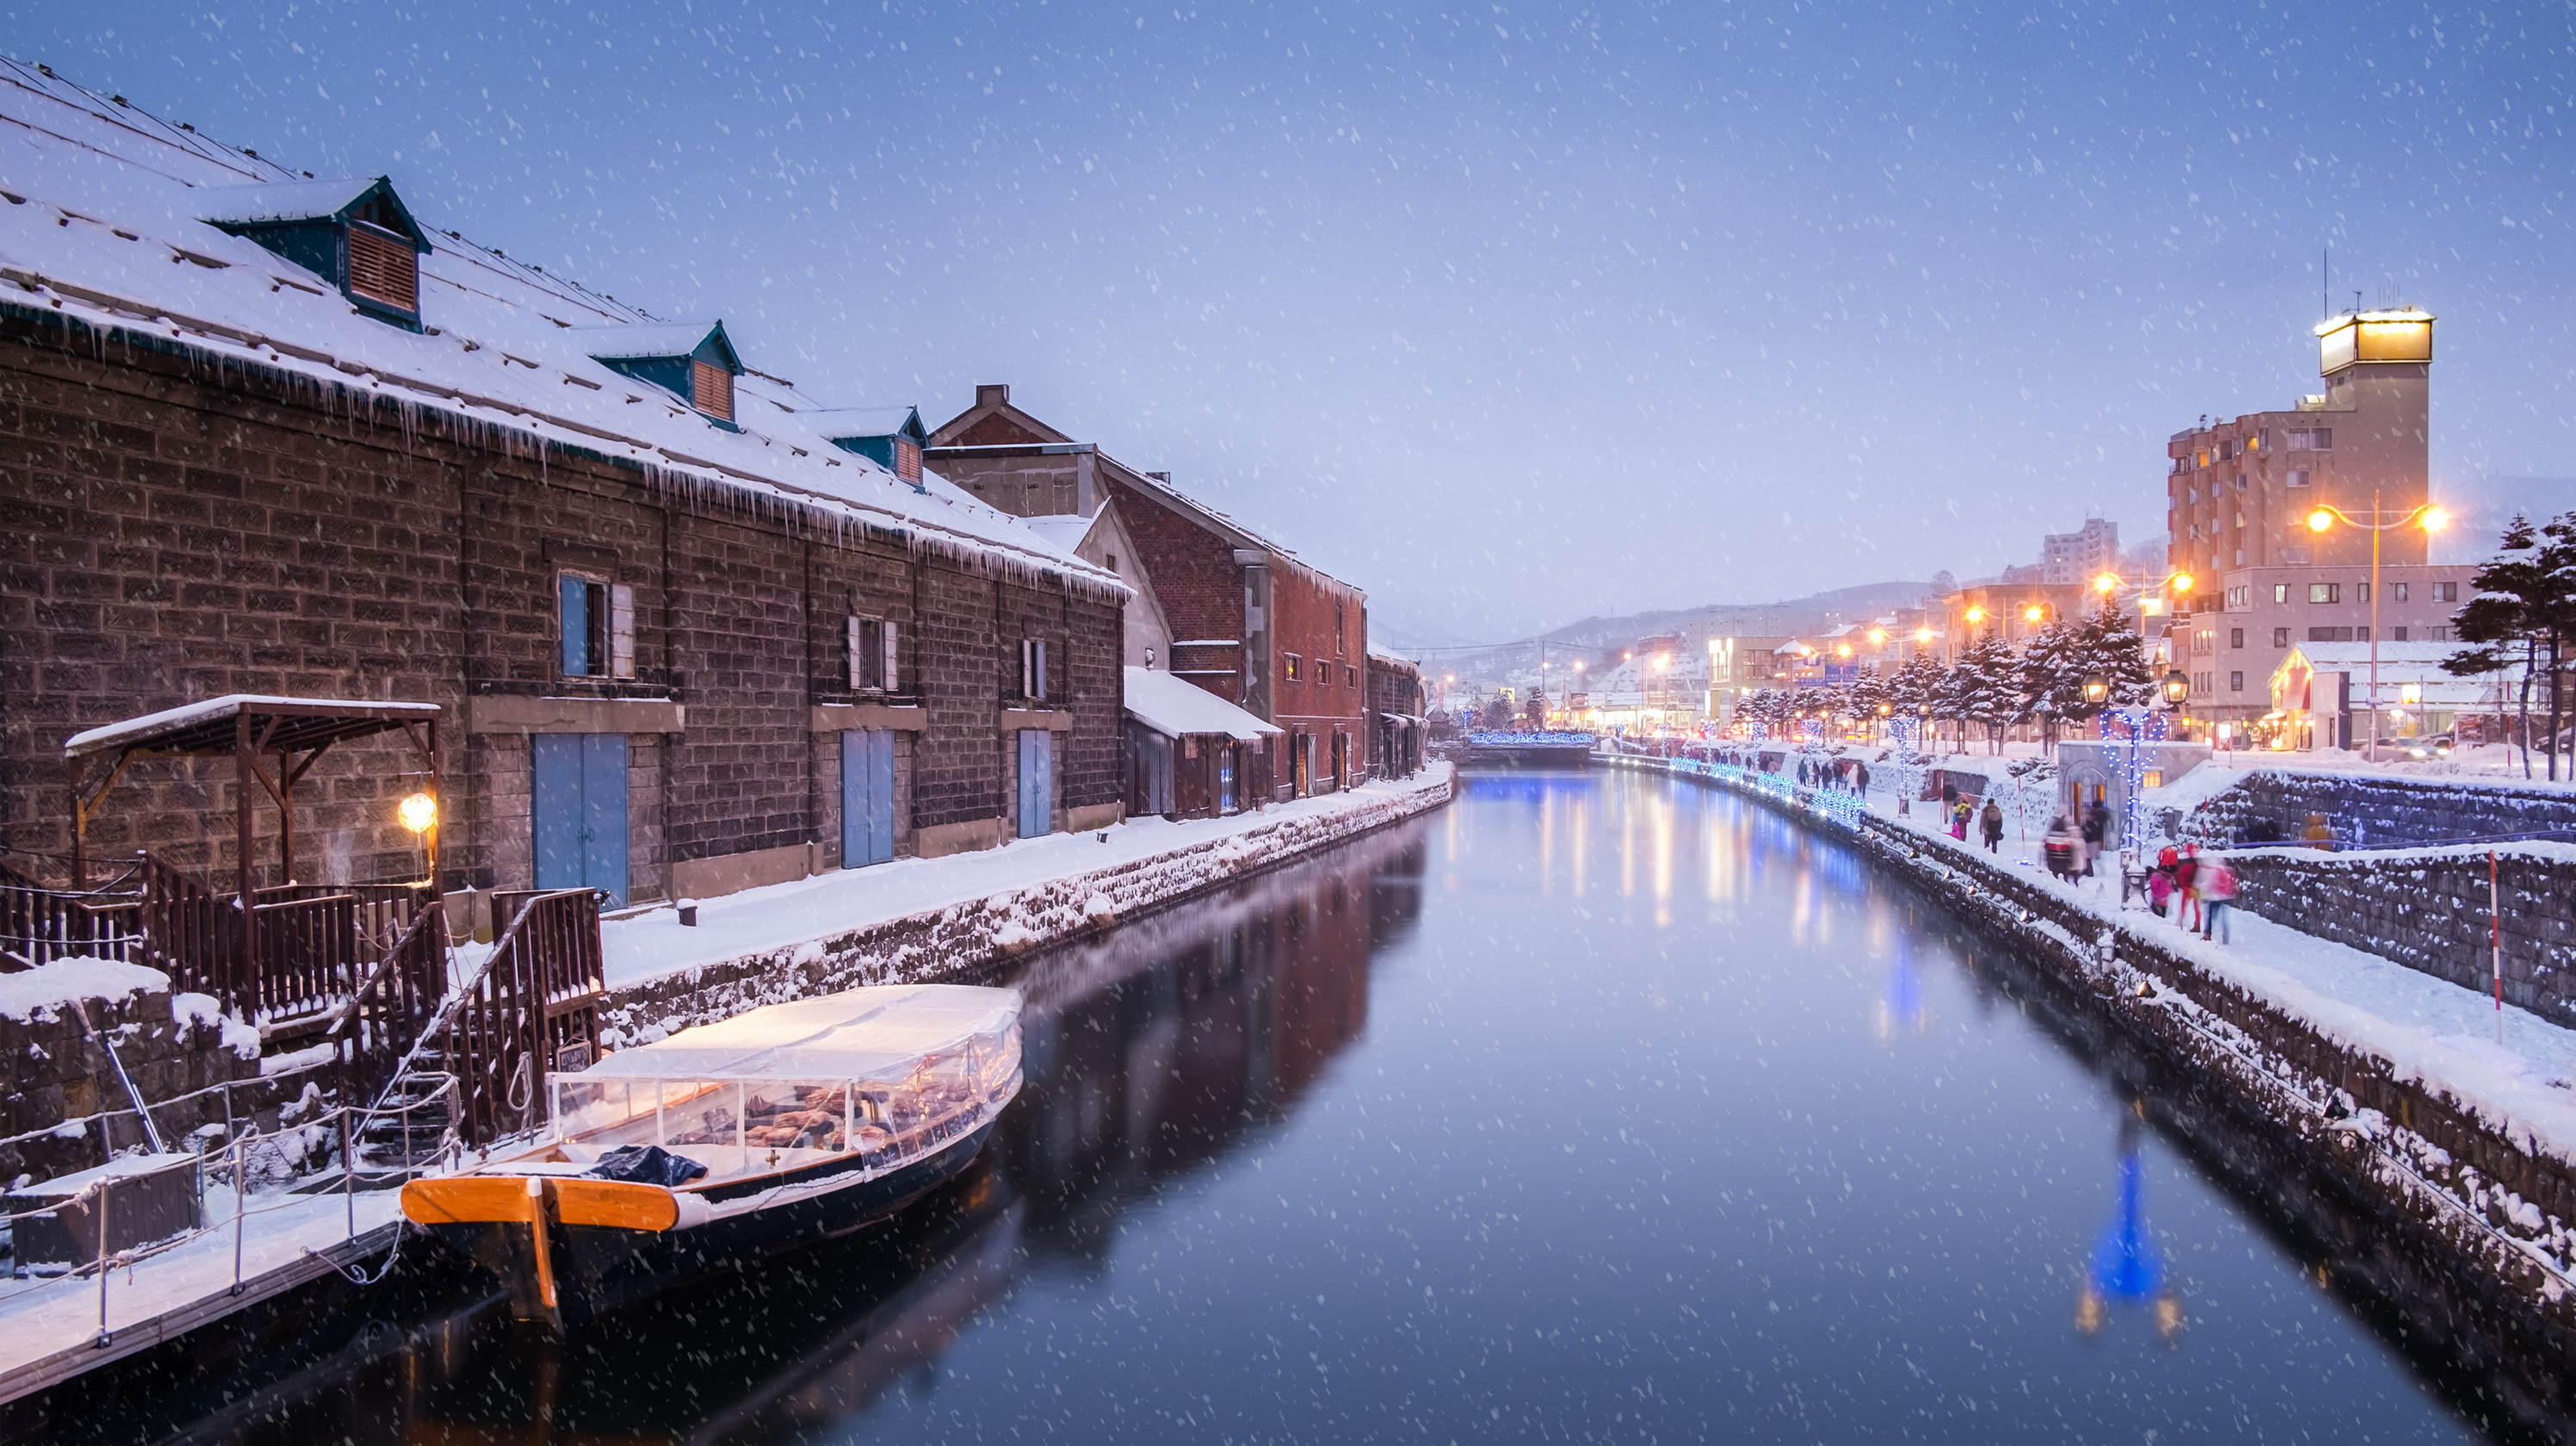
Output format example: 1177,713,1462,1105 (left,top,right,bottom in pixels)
2161,308,2480,741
